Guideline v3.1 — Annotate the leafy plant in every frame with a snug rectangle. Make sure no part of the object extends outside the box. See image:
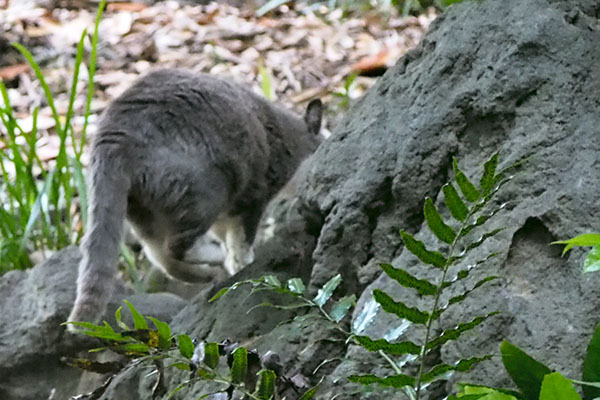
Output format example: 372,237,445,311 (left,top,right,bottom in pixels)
456,325,600,400
332,72,358,110
211,273,356,334
66,300,319,399
552,233,600,274
0,0,106,272
348,153,513,399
